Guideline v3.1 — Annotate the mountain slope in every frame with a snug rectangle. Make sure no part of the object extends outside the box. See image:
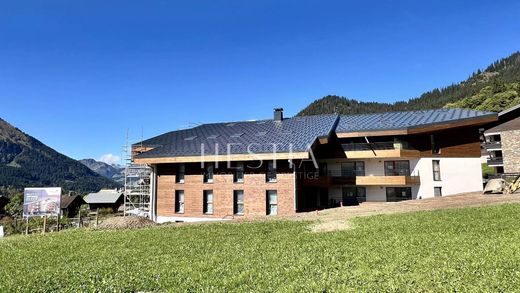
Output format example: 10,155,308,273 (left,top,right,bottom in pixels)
80,159,124,185
298,51,520,116
0,118,119,193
